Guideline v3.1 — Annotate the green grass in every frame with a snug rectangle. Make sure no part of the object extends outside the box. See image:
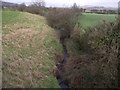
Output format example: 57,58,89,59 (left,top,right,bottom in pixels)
79,13,117,29
2,10,62,88
2,10,21,24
